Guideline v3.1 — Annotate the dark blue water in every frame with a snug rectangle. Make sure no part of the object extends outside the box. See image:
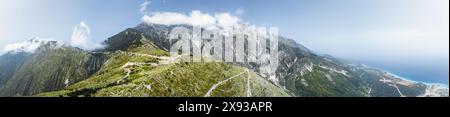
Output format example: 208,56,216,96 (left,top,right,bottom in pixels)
363,57,449,86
